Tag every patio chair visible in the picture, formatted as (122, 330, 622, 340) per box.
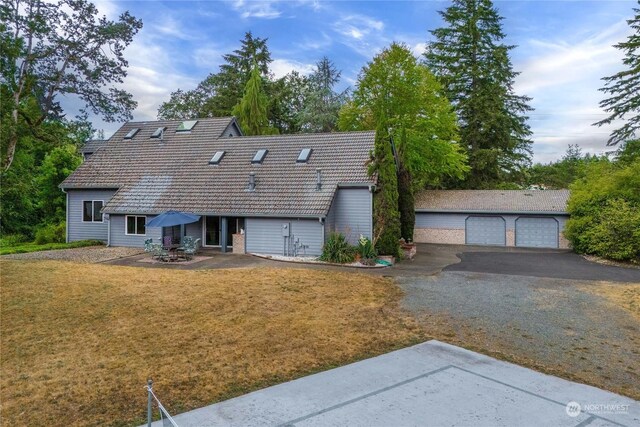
(163, 236, 172, 248)
(181, 238, 195, 260)
(151, 243, 169, 262)
(143, 238, 154, 252)
(182, 238, 201, 261)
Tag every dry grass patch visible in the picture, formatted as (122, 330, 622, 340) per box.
(579, 282, 640, 321)
(0, 260, 424, 426)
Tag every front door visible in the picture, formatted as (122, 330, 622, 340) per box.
(204, 216, 221, 247)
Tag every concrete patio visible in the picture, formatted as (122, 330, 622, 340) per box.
(149, 341, 638, 427)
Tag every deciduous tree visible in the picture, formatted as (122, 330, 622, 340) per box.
(0, 0, 142, 170)
(340, 43, 467, 240)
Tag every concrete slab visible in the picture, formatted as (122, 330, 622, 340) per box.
(149, 341, 639, 427)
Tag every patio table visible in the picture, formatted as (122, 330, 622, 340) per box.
(163, 244, 182, 262)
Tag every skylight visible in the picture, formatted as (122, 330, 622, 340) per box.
(150, 127, 166, 138)
(251, 149, 268, 164)
(176, 120, 198, 132)
(124, 128, 139, 139)
(297, 148, 312, 163)
(209, 151, 225, 165)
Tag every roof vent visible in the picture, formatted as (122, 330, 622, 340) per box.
(124, 128, 140, 139)
(176, 120, 198, 132)
(209, 151, 225, 165)
(316, 169, 322, 191)
(297, 148, 312, 163)
(248, 172, 256, 191)
(252, 149, 268, 164)
(150, 127, 166, 139)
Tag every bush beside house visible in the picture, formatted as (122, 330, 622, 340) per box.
(565, 144, 640, 263)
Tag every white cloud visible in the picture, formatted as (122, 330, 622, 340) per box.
(92, 0, 119, 19)
(193, 46, 224, 70)
(411, 42, 427, 57)
(295, 32, 333, 51)
(119, 35, 200, 121)
(514, 21, 627, 95)
(332, 14, 387, 57)
(231, 0, 282, 19)
(513, 19, 631, 162)
(270, 58, 315, 79)
(152, 16, 200, 41)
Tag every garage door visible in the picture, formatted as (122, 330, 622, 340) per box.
(466, 216, 506, 246)
(515, 217, 558, 248)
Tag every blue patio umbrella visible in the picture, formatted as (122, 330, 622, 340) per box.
(146, 211, 201, 228)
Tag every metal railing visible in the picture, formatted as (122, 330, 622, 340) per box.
(146, 379, 179, 427)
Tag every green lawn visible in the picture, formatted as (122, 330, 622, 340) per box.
(0, 240, 104, 255)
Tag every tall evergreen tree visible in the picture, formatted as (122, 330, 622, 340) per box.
(267, 71, 307, 134)
(370, 118, 401, 257)
(594, 6, 640, 146)
(212, 31, 272, 116)
(298, 57, 349, 132)
(232, 63, 276, 136)
(425, 0, 533, 188)
(157, 32, 272, 119)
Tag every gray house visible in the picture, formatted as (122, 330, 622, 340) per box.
(414, 190, 570, 249)
(61, 117, 375, 256)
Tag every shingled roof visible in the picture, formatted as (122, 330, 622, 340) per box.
(61, 117, 375, 217)
(415, 190, 570, 214)
(79, 139, 106, 154)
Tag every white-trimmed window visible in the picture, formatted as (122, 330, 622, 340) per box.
(83, 200, 103, 222)
(125, 215, 146, 235)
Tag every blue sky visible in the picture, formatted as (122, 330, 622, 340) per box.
(85, 0, 636, 163)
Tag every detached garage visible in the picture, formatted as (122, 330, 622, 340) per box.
(414, 190, 570, 249)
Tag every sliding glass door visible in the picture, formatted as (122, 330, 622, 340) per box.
(204, 216, 245, 247)
(204, 216, 220, 247)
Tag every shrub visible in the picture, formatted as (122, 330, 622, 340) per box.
(356, 234, 377, 265)
(570, 199, 640, 262)
(565, 157, 640, 262)
(320, 232, 356, 264)
(0, 234, 29, 247)
(34, 222, 66, 245)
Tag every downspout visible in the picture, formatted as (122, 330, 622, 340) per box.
(107, 214, 111, 247)
(369, 184, 376, 239)
(62, 188, 69, 243)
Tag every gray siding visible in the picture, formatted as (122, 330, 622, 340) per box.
(246, 217, 324, 256)
(109, 214, 162, 247)
(221, 122, 242, 138)
(185, 219, 203, 241)
(325, 188, 372, 245)
(416, 212, 568, 232)
(67, 189, 117, 242)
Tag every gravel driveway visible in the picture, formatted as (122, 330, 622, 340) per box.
(1, 246, 143, 263)
(397, 271, 640, 399)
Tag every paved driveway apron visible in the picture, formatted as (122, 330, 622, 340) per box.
(151, 341, 638, 427)
(443, 250, 640, 282)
